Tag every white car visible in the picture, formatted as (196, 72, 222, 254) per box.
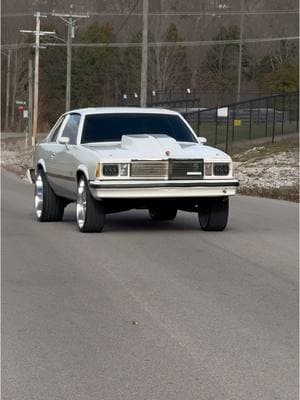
(29, 107, 239, 232)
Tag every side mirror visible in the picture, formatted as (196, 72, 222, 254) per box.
(58, 137, 70, 147)
(198, 137, 207, 144)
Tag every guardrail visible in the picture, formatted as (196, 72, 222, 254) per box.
(182, 92, 299, 151)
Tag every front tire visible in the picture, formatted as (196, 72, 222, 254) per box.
(34, 170, 65, 222)
(76, 177, 105, 233)
(198, 197, 229, 231)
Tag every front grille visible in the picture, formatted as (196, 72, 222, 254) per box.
(130, 161, 168, 179)
(170, 160, 204, 180)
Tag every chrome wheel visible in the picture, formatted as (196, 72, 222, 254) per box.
(76, 179, 87, 229)
(34, 174, 43, 219)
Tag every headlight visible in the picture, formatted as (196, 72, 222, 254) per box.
(96, 163, 130, 178)
(103, 164, 119, 176)
(213, 163, 230, 176)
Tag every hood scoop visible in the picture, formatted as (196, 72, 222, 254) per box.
(120, 134, 183, 158)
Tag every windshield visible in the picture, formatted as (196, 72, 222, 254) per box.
(81, 113, 197, 143)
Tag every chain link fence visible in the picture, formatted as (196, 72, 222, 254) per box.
(182, 92, 299, 151)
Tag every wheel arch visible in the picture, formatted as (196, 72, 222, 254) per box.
(36, 159, 46, 173)
(76, 165, 89, 183)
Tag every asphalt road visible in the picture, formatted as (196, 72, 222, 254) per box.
(2, 169, 299, 400)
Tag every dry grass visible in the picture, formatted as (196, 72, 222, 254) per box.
(232, 137, 299, 162)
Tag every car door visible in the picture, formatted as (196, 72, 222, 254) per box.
(42, 115, 67, 192)
(48, 113, 81, 199)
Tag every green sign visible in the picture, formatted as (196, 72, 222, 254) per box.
(16, 100, 26, 105)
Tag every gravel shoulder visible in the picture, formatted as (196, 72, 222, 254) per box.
(232, 137, 299, 202)
(1, 138, 34, 180)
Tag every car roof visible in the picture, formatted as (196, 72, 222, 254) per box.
(65, 107, 180, 117)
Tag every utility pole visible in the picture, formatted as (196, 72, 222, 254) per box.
(10, 45, 18, 127)
(140, 0, 148, 107)
(66, 19, 74, 111)
(28, 58, 33, 144)
(52, 6, 89, 111)
(237, 0, 245, 103)
(33, 11, 41, 146)
(5, 49, 11, 131)
(20, 12, 54, 145)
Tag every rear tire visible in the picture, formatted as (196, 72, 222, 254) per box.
(76, 176, 105, 233)
(34, 170, 65, 222)
(198, 197, 229, 231)
(149, 207, 177, 221)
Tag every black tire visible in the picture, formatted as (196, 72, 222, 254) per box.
(34, 169, 65, 222)
(149, 207, 177, 221)
(76, 176, 105, 233)
(198, 197, 229, 231)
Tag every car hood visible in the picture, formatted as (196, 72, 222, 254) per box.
(83, 134, 231, 162)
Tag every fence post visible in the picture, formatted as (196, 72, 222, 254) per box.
(197, 109, 200, 136)
(231, 105, 235, 141)
(297, 93, 299, 132)
(185, 93, 188, 112)
(225, 109, 229, 152)
(249, 100, 253, 140)
(281, 94, 285, 135)
(265, 97, 269, 136)
(214, 107, 218, 145)
(272, 96, 277, 143)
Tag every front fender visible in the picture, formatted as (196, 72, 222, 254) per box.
(36, 158, 47, 173)
(76, 164, 90, 181)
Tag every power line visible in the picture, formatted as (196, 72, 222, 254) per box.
(2, 9, 298, 18)
(115, 0, 140, 37)
(1, 43, 31, 49)
(90, 9, 299, 16)
(4, 35, 296, 49)
(2, 12, 34, 17)
(2, 35, 299, 50)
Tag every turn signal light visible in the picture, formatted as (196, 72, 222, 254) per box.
(95, 162, 101, 178)
(204, 163, 213, 176)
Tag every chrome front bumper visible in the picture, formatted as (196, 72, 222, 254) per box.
(89, 179, 239, 199)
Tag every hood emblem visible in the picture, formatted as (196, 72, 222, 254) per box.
(165, 150, 171, 156)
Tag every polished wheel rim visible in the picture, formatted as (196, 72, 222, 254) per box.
(76, 179, 87, 228)
(34, 174, 43, 218)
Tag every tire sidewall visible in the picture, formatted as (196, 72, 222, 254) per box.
(34, 171, 44, 221)
(76, 176, 105, 233)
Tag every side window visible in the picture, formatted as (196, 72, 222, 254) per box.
(60, 114, 81, 145)
(49, 117, 64, 142)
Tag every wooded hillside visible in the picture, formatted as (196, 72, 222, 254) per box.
(1, 0, 299, 130)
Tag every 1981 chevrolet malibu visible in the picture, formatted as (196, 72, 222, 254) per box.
(29, 107, 239, 232)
